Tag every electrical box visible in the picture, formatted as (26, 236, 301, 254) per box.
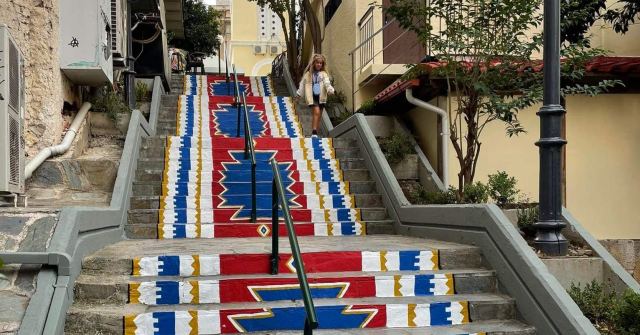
(60, 0, 113, 86)
(0, 25, 25, 194)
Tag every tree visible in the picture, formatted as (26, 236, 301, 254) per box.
(387, 0, 620, 196)
(604, 0, 640, 33)
(172, 0, 222, 56)
(561, 0, 606, 45)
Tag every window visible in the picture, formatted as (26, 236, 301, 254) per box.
(324, 0, 342, 26)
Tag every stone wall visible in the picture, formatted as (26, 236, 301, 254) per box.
(0, 0, 76, 157)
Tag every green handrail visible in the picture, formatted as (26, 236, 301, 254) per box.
(270, 158, 319, 334)
(233, 66, 242, 137)
(241, 91, 257, 223)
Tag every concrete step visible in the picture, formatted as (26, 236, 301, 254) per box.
(161, 94, 180, 106)
(125, 220, 395, 239)
(80, 235, 484, 275)
(65, 295, 516, 334)
(127, 207, 388, 225)
(129, 194, 383, 210)
(73, 269, 497, 305)
(132, 180, 379, 197)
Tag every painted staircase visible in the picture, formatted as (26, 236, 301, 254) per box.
(64, 74, 534, 334)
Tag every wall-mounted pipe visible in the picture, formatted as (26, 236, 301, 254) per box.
(405, 88, 449, 187)
(24, 102, 92, 179)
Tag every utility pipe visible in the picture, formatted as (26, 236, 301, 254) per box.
(24, 102, 92, 179)
(405, 88, 449, 188)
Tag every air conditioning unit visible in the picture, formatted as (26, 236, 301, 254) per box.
(111, 0, 127, 68)
(269, 45, 280, 55)
(254, 45, 266, 55)
(0, 25, 25, 194)
(60, 0, 113, 86)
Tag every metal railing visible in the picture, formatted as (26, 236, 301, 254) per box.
(233, 66, 242, 137)
(241, 90, 257, 223)
(225, 46, 231, 95)
(269, 158, 319, 334)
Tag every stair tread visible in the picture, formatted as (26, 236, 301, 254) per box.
(77, 269, 494, 283)
(87, 235, 478, 259)
(69, 293, 513, 313)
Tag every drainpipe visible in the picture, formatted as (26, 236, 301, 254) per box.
(405, 88, 449, 187)
(24, 102, 92, 179)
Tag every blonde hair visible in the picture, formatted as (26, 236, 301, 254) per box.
(305, 54, 328, 74)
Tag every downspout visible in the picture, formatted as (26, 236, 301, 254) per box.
(24, 102, 92, 179)
(405, 88, 449, 187)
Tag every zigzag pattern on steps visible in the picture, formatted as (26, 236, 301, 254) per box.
(120, 74, 505, 335)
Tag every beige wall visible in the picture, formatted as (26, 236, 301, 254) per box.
(230, 0, 285, 76)
(411, 94, 640, 239)
(0, 0, 72, 157)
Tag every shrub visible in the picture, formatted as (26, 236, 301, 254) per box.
(462, 181, 489, 203)
(327, 90, 346, 104)
(357, 99, 377, 114)
(379, 132, 413, 165)
(412, 185, 458, 205)
(332, 109, 354, 126)
(516, 205, 538, 237)
(613, 290, 640, 334)
(488, 171, 519, 206)
(90, 86, 131, 122)
(135, 81, 150, 103)
(569, 281, 618, 331)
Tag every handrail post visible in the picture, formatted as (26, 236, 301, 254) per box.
(241, 92, 257, 223)
(304, 318, 312, 335)
(234, 67, 242, 138)
(251, 162, 257, 223)
(271, 178, 279, 275)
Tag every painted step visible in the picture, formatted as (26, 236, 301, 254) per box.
(133, 181, 378, 197)
(137, 157, 366, 171)
(142, 147, 361, 160)
(154, 207, 363, 224)
(158, 194, 356, 210)
(80, 236, 484, 275)
(66, 295, 516, 335)
(183, 74, 273, 96)
(125, 220, 394, 239)
(159, 169, 371, 183)
(73, 269, 496, 305)
(157, 221, 367, 239)
(130, 194, 382, 210)
(160, 181, 354, 197)
(163, 137, 353, 149)
(127, 207, 387, 224)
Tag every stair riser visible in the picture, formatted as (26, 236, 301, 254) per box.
(127, 208, 388, 225)
(142, 137, 358, 149)
(136, 158, 366, 171)
(74, 273, 496, 305)
(81, 247, 482, 276)
(139, 147, 362, 160)
(134, 168, 370, 183)
(132, 180, 379, 196)
(65, 300, 515, 334)
(129, 194, 383, 210)
(125, 221, 394, 239)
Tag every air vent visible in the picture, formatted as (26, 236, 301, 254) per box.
(270, 46, 279, 54)
(9, 117, 19, 185)
(254, 45, 265, 54)
(0, 25, 25, 194)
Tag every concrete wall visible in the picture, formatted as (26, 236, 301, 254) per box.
(0, 0, 79, 157)
(230, 0, 285, 76)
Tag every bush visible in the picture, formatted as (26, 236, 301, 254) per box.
(327, 90, 346, 104)
(569, 281, 618, 331)
(462, 181, 489, 203)
(379, 132, 414, 165)
(357, 99, 377, 114)
(516, 205, 539, 237)
(412, 185, 458, 204)
(90, 86, 131, 122)
(135, 81, 150, 103)
(613, 290, 640, 334)
(488, 171, 519, 206)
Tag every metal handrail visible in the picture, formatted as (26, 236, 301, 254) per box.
(241, 91, 257, 223)
(233, 66, 242, 137)
(270, 158, 319, 334)
(225, 46, 231, 95)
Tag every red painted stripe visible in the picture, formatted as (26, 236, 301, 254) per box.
(219, 251, 363, 275)
(212, 223, 315, 238)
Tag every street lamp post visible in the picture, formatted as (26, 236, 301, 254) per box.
(535, 0, 568, 256)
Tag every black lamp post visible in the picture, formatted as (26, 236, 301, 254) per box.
(535, 0, 568, 256)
